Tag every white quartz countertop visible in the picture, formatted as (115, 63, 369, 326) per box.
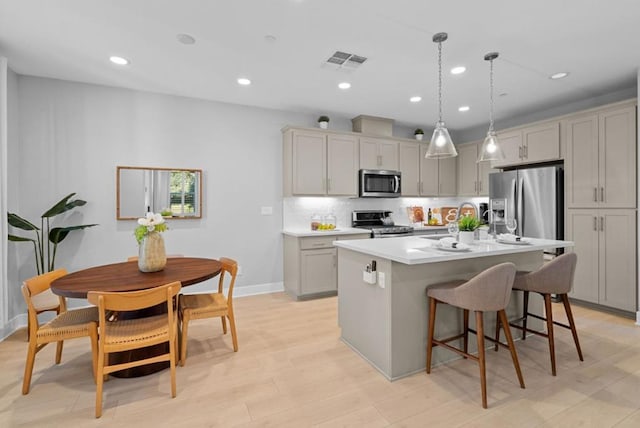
(282, 227, 369, 237)
(333, 235, 574, 265)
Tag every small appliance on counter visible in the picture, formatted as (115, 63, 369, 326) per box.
(352, 210, 413, 238)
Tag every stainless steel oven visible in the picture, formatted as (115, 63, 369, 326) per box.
(352, 210, 413, 238)
(359, 169, 401, 198)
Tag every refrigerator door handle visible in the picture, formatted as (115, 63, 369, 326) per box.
(517, 176, 524, 235)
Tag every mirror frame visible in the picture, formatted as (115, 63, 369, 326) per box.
(116, 166, 203, 220)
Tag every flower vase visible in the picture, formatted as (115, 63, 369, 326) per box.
(458, 231, 475, 244)
(138, 231, 167, 272)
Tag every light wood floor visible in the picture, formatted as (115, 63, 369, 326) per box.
(1, 292, 640, 427)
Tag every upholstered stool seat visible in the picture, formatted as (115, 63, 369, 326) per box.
(426, 262, 524, 409)
(504, 252, 583, 376)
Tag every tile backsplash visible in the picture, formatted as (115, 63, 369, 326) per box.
(283, 196, 488, 229)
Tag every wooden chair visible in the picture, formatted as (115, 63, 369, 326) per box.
(27, 287, 62, 341)
(426, 263, 524, 409)
(503, 253, 583, 376)
(21, 269, 99, 395)
(178, 257, 238, 365)
(87, 281, 181, 418)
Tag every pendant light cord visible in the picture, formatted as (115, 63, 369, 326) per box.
(489, 57, 494, 133)
(438, 40, 443, 123)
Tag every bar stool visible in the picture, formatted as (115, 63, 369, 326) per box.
(503, 252, 583, 376)
(426, 262, 525, 409)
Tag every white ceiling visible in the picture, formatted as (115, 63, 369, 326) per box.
(1, 0, 639, 133)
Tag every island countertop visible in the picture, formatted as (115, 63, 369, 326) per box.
(333, 235, 573, 265)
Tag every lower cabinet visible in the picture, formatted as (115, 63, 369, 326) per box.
(567, 208, 636, 312)
(284, 233, 370, 300)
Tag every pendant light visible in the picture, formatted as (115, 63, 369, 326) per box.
(426, 32, 457, 159)
(477, 52, 505, 162)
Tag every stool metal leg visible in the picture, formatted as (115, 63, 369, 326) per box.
(561, 294, 584, 361)
(476, 311, 487, 409)
(498, 309, 525, 389)
(426, 297, 437, 373)
(543, 293, 557, 376)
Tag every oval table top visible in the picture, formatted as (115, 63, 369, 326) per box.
(51, 257, 222, 299)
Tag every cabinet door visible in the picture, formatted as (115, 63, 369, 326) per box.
(457, 143, 479, 196)
(598, 209, 636, 311)
(292, 131, 327, 195)
(565, 114, 599, 208)
(523, 121, 560, 163)
(300, 248, 337, 294)
(478, 152, 498, 196)
(399, 142, 420, 196)
(419, 145, 439, 196)
(599, 106, 636, 208)
(566, 209, 599, 304)
(492, 130, 522, 168)
(438, 156, 457, 196)
(327, 134, 359, 196)
(359, 138, 380, 170)
(378, 140, 399, 170)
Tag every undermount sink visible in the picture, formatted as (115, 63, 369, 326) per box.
(419, 234, 453, 241)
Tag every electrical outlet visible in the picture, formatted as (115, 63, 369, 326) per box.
(378, 272, 385, 288)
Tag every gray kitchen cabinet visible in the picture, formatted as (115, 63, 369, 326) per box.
(284, 233, 370, 300)
(283, 128, 359, 196)
(398, 141, 420, 196)
(565, 103, 636, 209)
(457, 140, 497, 196)
(419, 145, 457, 196)
(567, 208, 636, 312)
(359, 137, 399, 170)
(492, 121, 560, 168)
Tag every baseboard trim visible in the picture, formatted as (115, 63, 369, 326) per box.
(0, 282, 285, 342)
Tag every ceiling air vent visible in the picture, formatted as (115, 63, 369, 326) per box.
(324, 51, 368, 71)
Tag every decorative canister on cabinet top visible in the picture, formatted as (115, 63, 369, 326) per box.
(134, 212, 168, 273)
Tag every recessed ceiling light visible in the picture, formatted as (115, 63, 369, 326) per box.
(109, 56, 129, 65)
(338, 82, 351, 89)
(410, 96, 422, 103)
(450, 66, 466, 75)
(176, 34, 196, 45)
(237, 78, 251, 86)
(550, 72, 569, 80)
(458, 106, 470, 112)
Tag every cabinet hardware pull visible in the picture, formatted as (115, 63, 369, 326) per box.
(600, 216, 604, 231)
(519, 146, 522, 158)
(593, 217, 597, 231)
(524, 145, 528, 158)
(474, 181, 477, 192)
(600, 187, 604, 202)
(593, 188, 598, 202)
(327, 178, 331, 192)
(480, 181, 483, 192)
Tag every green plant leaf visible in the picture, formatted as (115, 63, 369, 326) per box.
(8, 213, 40, 231)
(41, 193, 87, 218)
(49, 224, 98, 244)
(458, 215, 481, 231)
(8, 234, 35, 242)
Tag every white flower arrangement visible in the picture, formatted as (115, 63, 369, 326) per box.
(134, 212, 168, 244)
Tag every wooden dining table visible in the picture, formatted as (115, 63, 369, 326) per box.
(50, 257, 222, 377)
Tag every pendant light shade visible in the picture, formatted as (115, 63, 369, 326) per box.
(426, 32, 457, 159)
(478, 52, 505, 162)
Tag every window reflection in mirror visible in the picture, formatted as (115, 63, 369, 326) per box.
(117, 166, 202, 220)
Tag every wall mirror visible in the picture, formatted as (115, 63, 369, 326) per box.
(117, 166, 202, 220)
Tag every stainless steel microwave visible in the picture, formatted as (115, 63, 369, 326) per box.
(359, 169, 401, 198)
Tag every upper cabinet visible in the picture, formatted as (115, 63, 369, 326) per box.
(398, 141, 421, 196)
(565, 103, 636, 209)
(419, 145, 457, 197)
(456, 141, 497, 196)
(283, 128, 359, 197)
(492, 121, 560, 168)
(359, 137, 399, 170)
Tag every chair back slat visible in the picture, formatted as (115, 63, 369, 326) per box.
(218, 257, 238, 302)
(87, 281, 181, 312)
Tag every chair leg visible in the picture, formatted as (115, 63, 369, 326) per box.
(22, 341, 38, 395)
(89, 326, 98, 383)
(476, 311, 487, 409)
(522, 291, 529, 340)
(95, 347, 104, 418)
(426, 297, 437, 373)
(227, 308, 238, 352)
(463, 309, 469, 358)
(499, 310, 525, 389)
(221, 315, 227, 334)
(169, 327, 177, 398)
(543, 293, 557, 376)
(561, 294, 584, 361)
(180, 311, 190, 366)
(494, 311, 500, 352)
(55, 340, 64, 364)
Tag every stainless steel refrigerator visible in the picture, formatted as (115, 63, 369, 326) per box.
(489, 165, 564, 253)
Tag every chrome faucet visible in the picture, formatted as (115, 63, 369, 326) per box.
(455, 201, 479, 220)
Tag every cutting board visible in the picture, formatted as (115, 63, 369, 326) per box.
(441, 206, 477, 224)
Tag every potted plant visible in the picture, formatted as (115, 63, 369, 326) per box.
(457, 215, 481, 244)
(317, 115, 330, 129)
(414, 128, 424, 141)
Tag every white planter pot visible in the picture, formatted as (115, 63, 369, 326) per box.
(415, 134, 424, 141)
(458, 231, 475, 244)
(319, 121, 328, 129)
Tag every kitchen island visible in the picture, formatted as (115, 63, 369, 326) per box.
(333, 235, 573, 380)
